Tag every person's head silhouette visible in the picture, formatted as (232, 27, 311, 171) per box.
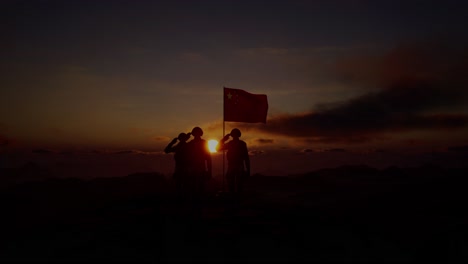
(191, 127, 203, 138)
(178, 133, 190, 142)
(230, 128, 241, 139)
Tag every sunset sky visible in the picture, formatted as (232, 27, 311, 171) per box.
(1, 0, 468, 176)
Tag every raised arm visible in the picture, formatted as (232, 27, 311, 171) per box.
(164, 138, 178, 153)
(216, 133, 231, 151)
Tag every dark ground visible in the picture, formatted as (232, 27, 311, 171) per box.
(1, 164, 468, 261)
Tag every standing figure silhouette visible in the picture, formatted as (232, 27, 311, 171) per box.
(164, 132, 191, 197)
(218, 128, 250, 194)
(187, 127, 212, 200)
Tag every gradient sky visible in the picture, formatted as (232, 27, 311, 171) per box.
(2, 0, 468, 175)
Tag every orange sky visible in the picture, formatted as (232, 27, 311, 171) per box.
(1, 1, 468, 174)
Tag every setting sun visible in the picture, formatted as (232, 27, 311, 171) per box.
(208, 139, 218, 153)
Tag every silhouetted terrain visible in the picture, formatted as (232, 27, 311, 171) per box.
(1, 165, 468, 261)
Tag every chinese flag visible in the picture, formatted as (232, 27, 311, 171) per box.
(224, 87, 268, 123)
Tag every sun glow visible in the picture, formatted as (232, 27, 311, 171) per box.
(208, 139, 218, 153)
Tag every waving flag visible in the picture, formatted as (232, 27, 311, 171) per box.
(224, 87, 268, 123)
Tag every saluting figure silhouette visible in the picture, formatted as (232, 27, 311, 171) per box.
(218, 128, 250, 194)
(187, 127, 212, 199)
(164, 132, 191, 197)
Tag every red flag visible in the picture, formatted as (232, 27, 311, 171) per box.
(224, 87, 268, 123)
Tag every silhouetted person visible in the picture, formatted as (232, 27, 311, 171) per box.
(187, 127, 212, 200)
(218, 128, 250, 194)
(164, 132, 191, 197)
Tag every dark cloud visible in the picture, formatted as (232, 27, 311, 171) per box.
(134, 150, 165, 155)
(113, 150, 135, 155)
(334, 42, 468, 90)
(152, 136, 170, 142)
(301, 148, 314, 153)
(238, 43, 468, 143)
(32, 149, 55, 154)
(255, 138, 274, 144)
(368, 148, 385, 153)
(325, 148, 346, 152)
(112, 150, 164, 155)
(249, 150, 264, 156)
(66, 149, 164, 155)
